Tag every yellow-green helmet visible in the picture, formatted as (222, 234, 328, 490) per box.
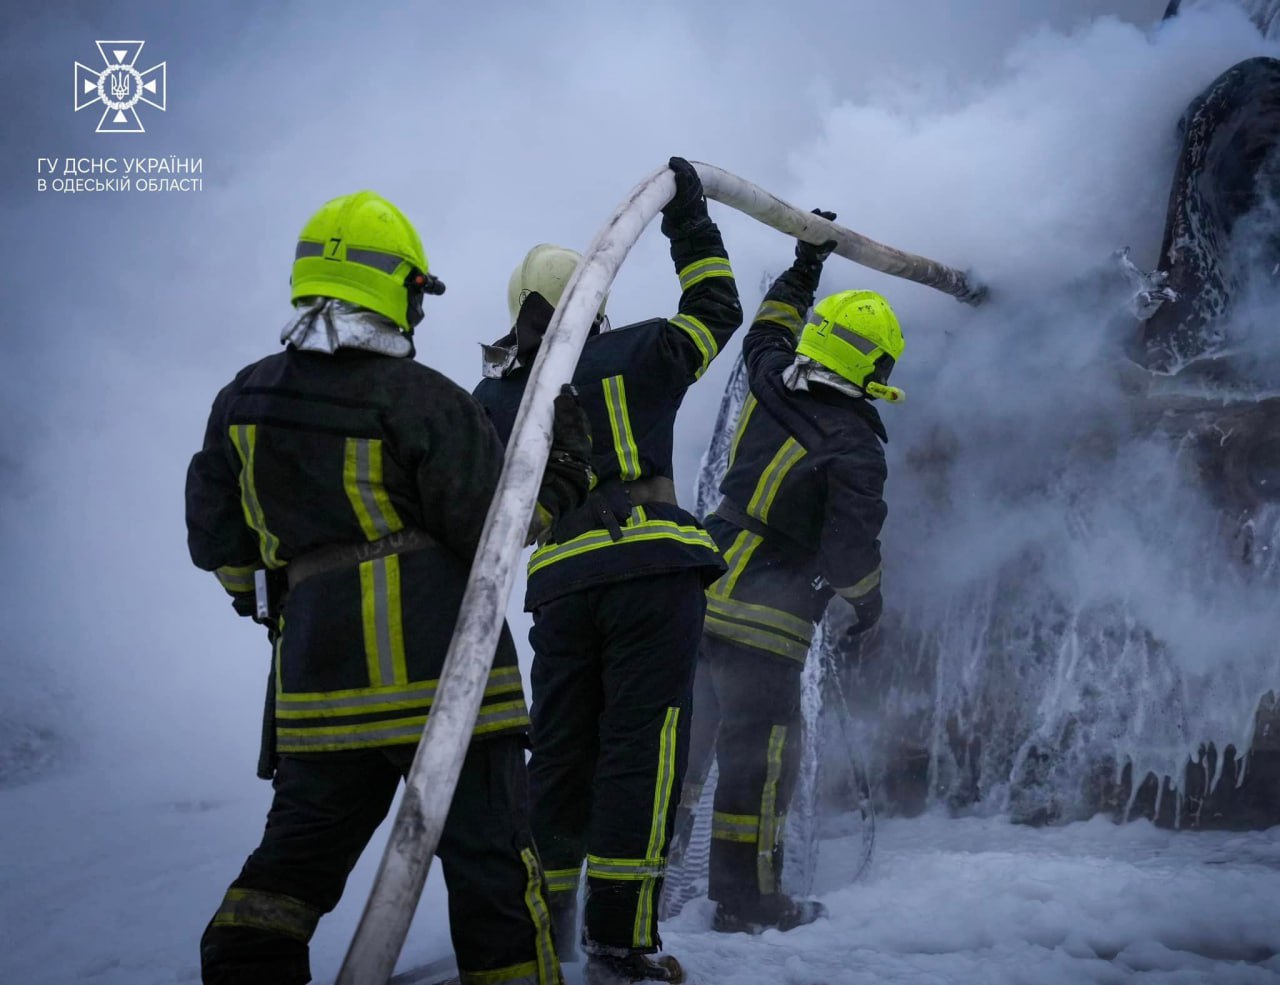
(796, 290, 905, 402)
(507, 243, 608, 326)
(291, 191, 441, 332)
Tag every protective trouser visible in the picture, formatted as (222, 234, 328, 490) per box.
(685, 634, 803, 914)
(528, 570, 705, 957)
(200, 735, 560, 985)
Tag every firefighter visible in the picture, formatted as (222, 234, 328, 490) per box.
(186, 190, 592, 985)
(472, 158, 742, 985)
(677, 212, 901, 934)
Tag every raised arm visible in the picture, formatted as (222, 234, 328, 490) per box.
(655, 157, 744, 384)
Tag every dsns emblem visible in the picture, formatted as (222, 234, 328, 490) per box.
(74, 41, 167, 134)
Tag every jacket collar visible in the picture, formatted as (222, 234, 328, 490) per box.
(281, 298, 413, 358)
(783, 355, 888, 442)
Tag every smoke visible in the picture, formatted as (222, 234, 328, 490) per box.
(3, 0, 1274, 819)
(770, 5, 1280, 815)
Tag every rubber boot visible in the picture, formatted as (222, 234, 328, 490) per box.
(711, 893, 827, 934)
(584, 952, 685, 985)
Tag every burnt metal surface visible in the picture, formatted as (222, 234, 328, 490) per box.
(1141, 57, 1280, 373)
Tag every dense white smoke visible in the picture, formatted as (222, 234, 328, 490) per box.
(769, 5, 1280, 817)
(3, 1, 1276, 823)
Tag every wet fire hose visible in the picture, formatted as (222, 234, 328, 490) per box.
(335, 162, 987, 984)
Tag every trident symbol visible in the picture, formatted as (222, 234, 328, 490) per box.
(74, 41, 166, 134)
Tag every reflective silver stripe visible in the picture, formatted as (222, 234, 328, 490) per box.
(355, 439, 397, 538)
(745, 437, 806, 524)
(669, 313, 717, 377)
(211, 888, 321, 941)
(756, 300, 804, 334)
(705, 595, 814, 642)
(728, 394, 757, 468)
(519, 848, 558, 985)
(757, 726, 787, 895)
(678, 256, 734, 290)
(277, 721, 426, 750)
(543, 867, 582, 894)
(374, 558, 397, 685)
(294, 240, 324, 259)
(703, 612, 811, 663)
(345, 246, 407, 274)
(528, 515, 716, 576)
(278, 667, 519, 717)
(474, 700, 532, 734)
(277, 681, 437, 716)
(602, 375, 641, 480)
(711, 812, 759, 842)
(585, 857, 665, 880)
(229, 424, 282, 568)
(215, 564, 257, 593)
(829, 320, 881, 355)
(835, 566, 882, 600)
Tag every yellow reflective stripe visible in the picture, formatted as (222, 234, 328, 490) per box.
(745, 437, 806, 524)
(277, 703, 531, 753)
(279, 664, 519, 704)
(705, 595, 813, 643)
(756, 299, 805, 336)
(835, 566, 882, 600)
(215, 563, 257, 594)
(474, 699, 533, 735)
(757, 726, 787, 895)
(229, 424, 282, 568)
(636, 706, 680, 947)
(343, 437, 404, 541)
(528, 516, 716, 577)
(359, 556, 406, 687)
(712, 811, 759, 843)
(519, 848, 559, 985)
(703, 613, 811, 662)
(211, 888, 320, 941)
(678, 256, 734, 291)
(707, 530, 763, 601)
(459, 960, 541, 985)
(728, 394, 758, 469)
(585, 855, 665, 880)
(543, 866, 582, 895)
(277, 681, 436, 718)
(278, 677, 525, 719)
(602, 375, 641, 481)
(669, 313, 717, 378)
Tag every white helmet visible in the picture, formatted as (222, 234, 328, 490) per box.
(507, 243, 608, 326)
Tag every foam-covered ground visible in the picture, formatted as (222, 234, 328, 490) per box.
(3, 767, 1277, 985)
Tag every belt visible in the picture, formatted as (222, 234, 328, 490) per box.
(618, 475, 678, 507)
(287, 527, 437, 590)
(548, 475, 679, 545)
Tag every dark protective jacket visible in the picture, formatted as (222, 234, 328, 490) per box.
(703, 264, 888, 662)
(473, 217, 743, 610)
(186, 347, 529, 754)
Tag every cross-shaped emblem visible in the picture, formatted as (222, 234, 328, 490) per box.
(74, 41, 167, 134)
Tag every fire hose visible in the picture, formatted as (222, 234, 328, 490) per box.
(336, 162, 987, 984)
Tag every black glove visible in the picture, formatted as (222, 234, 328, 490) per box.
(793, 208, 838, 286)
(533, 385, 593, 541)
(660, 156, 709, 238)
